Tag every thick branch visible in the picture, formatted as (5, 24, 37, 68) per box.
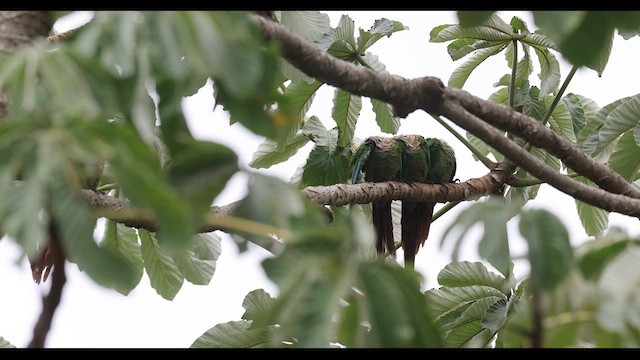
(253, 14, 444, 118)
(439, 98, 640, 217)
(28, 221, 66, 348)
(83, 168, 510, 232)
(447, 87, 640, 200)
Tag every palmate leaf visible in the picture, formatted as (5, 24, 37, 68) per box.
(448, 44, 507, 89)
(430, 15, 514, 43)
(316, 15, 356, 61)
(249, 134, 311, 169)
(426, 285, 507, 322)
(0, 337, 15, 348)
(171, 232, 221, 286)
(580, 97, 631, 155)
(519, 209, 574, 291)
(533, 47, 561, 99)
(609, 130, 640, 182)
(241, 289, 277, 327)
(100, 219, 144, 294)
(562, 93, 601, 137)
(191, 320, 271, 348)
(436, 261, 511, 296)
(441, 296, 502, 348)
(356, 18, 408, 52)
(332, 89, 362, 147)
(301, 117, 351, 186)
(596, 94, 640, 155)
(371, 99, 401, 134)
(138, 229, 184, 300)
(278, 11, 330, 82)
(360, 263, 443, 348)
(440, 201, 517, 278)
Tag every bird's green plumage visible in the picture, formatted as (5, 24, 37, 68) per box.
(350, 136, 402, 257)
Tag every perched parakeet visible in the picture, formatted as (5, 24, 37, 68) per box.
(351, 136, 403, 258)
(406, 137, 456, 267)
(394, 134, 429, 269)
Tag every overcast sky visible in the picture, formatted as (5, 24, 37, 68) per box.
(1, 11, 639, 348)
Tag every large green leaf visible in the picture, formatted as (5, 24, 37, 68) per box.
(249, 134, 311, 169)
(171, 232, 221, 286)
(241, 289, 277, 327)
(316, 15, 357, 62)
(356, 18, 407, 53)
(597, 245, 640, 335)
(301, 117, 351, 186)
(519, 209, 574, 291)
(440, 201, 516, 278)
(546, 95, 576, 143)
(0, 337, 15, 348)
(578, 238, 633, 281)
(278, 11, 330, 82)
(533, 47, 561, 99)
(191, 320, 271, 348)
(437, 261, 510, 296)
(139, 229, 184, 300)
(574, 177, 610, 237)
(562, 93, 601, 137)
(448, 44, 507, 89)
(371, 99, 400, 134)
(360, 263, 443, 348)
(426, 285, 507, 321)
(430, 16, 514, 43)
(609, 130, 640, 182)
(580, 97, 631, 156)
(100, 219, 144, 294)
(277, 80, 324, 141)
(441, 296, 501, 348)
(596, 95, 640, 155)
(332, 89, 362, 147)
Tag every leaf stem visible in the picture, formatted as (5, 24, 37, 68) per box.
(432, 200, 461, 222)
(509, 39, 518, 109)
(431, 114, 495, 169)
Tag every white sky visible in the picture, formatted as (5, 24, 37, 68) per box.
(0, 11, 639, 348)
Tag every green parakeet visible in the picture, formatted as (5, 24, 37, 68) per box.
(351, 136, 403, 258)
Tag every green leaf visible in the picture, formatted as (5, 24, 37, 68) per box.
(561, 93, 601, 136)
(456, 11, 496, 28)
(249, 134, 311, 169)
(171, 233, 221, 286)
(359, 52, 387, 72)
(437, 261, 509, 296)
(426, 285, 507, 321)
(481, 298, 511, 333)
(430, 16, 514, 43)
(317, 15, 357, 62)
(139, 229, 184, 300)
(337, 293, 367, 348)
(520, 32, 559, 50)
(609, 130, 640, 182)
(241, 289, 277, 327)
(580, 97, 631, 155)
(578, 239, 631, 281)
(277, 79, 324, 141)
(100, 220, 144, 294)
(360, 263, 443, 347)
(356, 18, 408, 52)
(574, 178, 610, 238)
(448, 44, 507, 89)
(191, 320, 271, 348)
(597, 95, 640, 155)
(533, 47, 561, 99)
(440, 201, 515, 278)
(371, 99, 400, 134)
(597, 245, 640, 334)
(519, 209, 574, 291)
(442, 296, 501, 348)
(546, 95, 576, 143)
(302, 142, 352, 186)
(50, 176, 139, 294)
(0, 337, 15, 348)
(636, 121, 640, 145)
(301, 116, 334, 149)
(280, 11, 331, 42)
(332, 89, 362, 147)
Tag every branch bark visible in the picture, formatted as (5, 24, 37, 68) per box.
(251, 13, 640, 218)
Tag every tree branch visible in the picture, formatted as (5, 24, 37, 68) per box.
(253, 14, 445, 118)
(447, 87, 640, 200)
(28, 220, 66, 348)
(251, 13, 640, 218)
(439, 97, 640, 217)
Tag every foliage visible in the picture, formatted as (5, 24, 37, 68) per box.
(1, 10, 640, 348)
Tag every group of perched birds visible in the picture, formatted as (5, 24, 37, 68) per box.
(350, 135, 457, 269)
